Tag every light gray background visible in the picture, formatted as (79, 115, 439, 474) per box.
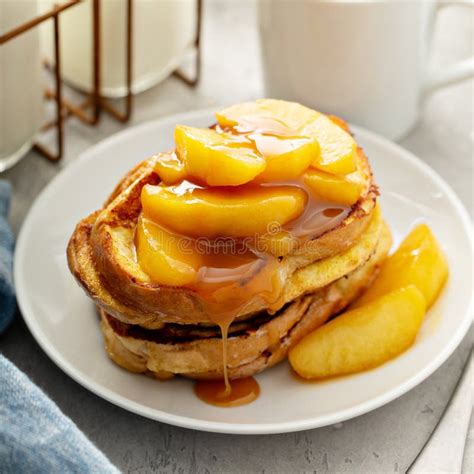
(1, 2, 472, 472)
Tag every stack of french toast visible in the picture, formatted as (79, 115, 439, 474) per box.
(67, 99, 393, 382)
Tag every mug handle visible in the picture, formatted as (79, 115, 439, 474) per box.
(423, 0, 474, 96)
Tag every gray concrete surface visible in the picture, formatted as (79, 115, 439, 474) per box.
(1, 1, 472, 472)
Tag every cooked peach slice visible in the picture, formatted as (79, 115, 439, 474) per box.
(303, 169, 364, 206)
(353, 224, 448, 309)
(153, 152, 186, 185)
(216, 99, 319, 132)
(141, 183, 307, 238)
(289, 286, 426, 379)
(135, 216, 202, 286)
(216, 99, 357, 175)
(305, 114, 357, 175)
(254, 135, 318, 182)
(174, 125, 265, 186)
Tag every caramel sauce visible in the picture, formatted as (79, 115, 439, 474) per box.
(187, 246, 281, 403)
(168, 179, 349, 244)
(214, 120, 315, 162)
(221, 115, 299, 136)
(194, 376, 260, 407)
(140, 115, 354, 404)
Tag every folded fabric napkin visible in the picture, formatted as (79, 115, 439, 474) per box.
(0, 180, 118, 473)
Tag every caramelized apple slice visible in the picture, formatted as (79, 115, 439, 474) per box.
(141, 183, 307, 238)
(135, 216, 202, 286)
(303, 169, 364, 206)
(216, 99, 357, 175)
(289, 286, 426, 379)
(353, 224, 448, 309)
(154, 152, 186, 185)
(175, 125, 265, 186)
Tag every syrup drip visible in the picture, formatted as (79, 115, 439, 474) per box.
(220, 322, 231, 396)
(190, 249, 282, 402)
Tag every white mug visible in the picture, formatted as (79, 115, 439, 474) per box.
(258, 0, 474, 140)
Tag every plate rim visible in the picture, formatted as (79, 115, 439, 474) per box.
(14, 108, 473, 435)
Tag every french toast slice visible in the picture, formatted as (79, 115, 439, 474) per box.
(67, 119, 378, 326)
(100, 221, 392, 380)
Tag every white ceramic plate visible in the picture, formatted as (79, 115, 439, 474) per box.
(15, 109, 473, 434)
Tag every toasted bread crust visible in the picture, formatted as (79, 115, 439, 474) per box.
(100, 221, 392, 380)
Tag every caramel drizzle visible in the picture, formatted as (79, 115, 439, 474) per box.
(220, 322, 231, 396)
(144, 117, 351, 401)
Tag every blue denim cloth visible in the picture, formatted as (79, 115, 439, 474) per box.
(0, 181, 15, 333)
(0, 180, 118, 473)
